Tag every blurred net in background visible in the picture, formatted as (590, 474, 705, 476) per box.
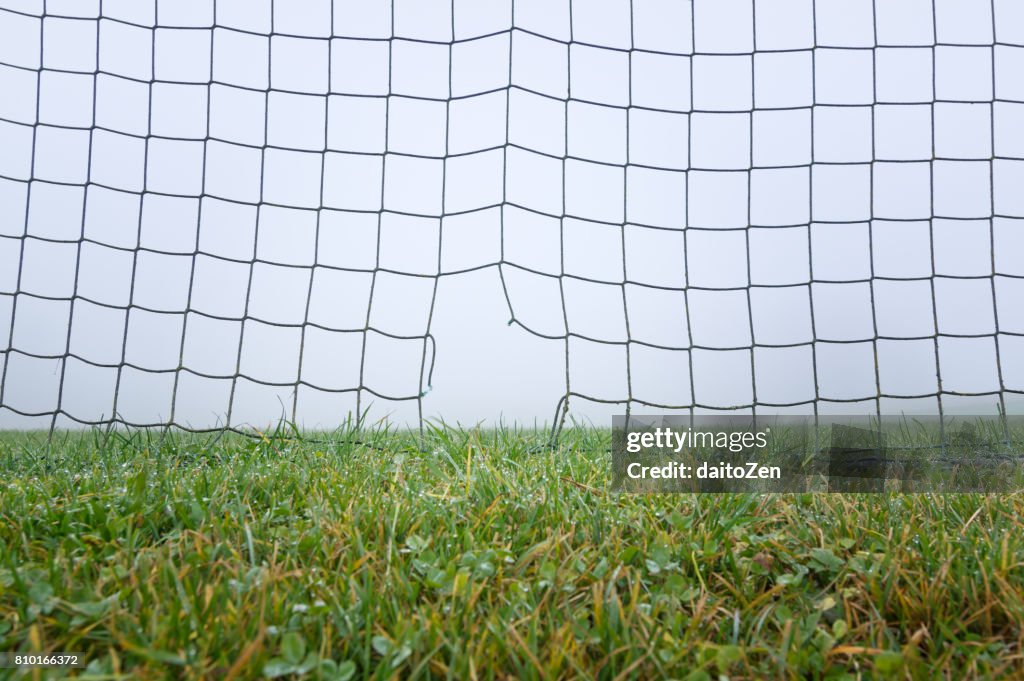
(0, 0, 1022, 434)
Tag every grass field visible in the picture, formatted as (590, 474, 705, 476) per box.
(1, 423, 1023, 679)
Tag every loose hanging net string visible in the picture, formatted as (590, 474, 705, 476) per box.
(0, 0, 1021, 438)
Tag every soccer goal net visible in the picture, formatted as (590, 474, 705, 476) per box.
(0, 0, 1022, 432)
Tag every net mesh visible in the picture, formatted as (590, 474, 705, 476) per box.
(0, 0, 1021, 435)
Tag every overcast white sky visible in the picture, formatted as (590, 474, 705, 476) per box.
(0, 0, 1022, 430)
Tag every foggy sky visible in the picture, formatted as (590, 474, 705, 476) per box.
(1, 0, 1022, 430)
